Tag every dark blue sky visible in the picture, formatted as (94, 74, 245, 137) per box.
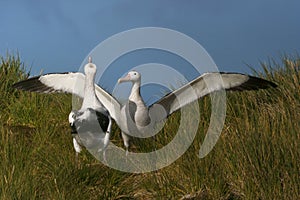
(1, 0, 299, 77)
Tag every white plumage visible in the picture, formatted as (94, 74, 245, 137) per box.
(13, 57, 112, 162)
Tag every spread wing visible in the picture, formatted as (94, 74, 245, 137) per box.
(13, 72, 121, 121)
(149, 72, 277, 121)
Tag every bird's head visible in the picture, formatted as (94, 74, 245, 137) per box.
(118, 70, 141, 84)
(84, 56, 97, 75)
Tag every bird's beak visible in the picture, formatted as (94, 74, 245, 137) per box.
(88, 56, 92, 63)
(118, 74, 131, 84)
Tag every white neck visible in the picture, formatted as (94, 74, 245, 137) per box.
(129, 81, 146, 106)
(81, 72, 97, 109)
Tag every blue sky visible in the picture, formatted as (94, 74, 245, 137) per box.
(1, 0, 300, 97)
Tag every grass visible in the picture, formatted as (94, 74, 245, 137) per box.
(0, 54, 299, 199)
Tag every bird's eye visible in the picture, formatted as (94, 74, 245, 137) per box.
(134, 72, 137, 75)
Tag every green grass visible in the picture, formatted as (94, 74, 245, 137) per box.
(0, 54, 299, 199)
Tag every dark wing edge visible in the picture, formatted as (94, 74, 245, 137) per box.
(13, 76, 56, 93)
(223, 72, 277, 91)
(12, 72, 72, 94)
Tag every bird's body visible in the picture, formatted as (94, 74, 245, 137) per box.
(13, 58, 112, 161)
(69, 107, 111, 159)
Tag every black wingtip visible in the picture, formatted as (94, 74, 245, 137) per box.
(246, 75, 278, 90)
(221, 72, 278, 91)
(12, 76, 41, 90)
(268, 80, 278, 88)
(12, 75, 56, 93)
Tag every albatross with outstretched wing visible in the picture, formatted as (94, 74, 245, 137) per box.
(13, 57, 112, 162)
(116, 70, 277, 153)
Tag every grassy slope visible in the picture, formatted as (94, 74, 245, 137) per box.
(0, 54, 299, 199)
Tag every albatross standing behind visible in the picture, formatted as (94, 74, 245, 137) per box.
(13, 57, 112, 162)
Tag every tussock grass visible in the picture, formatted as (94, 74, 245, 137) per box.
(0, 54, 299, 199)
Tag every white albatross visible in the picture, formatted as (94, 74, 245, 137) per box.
(13, 57, 112, 162)
(13, 67, 277, 155)
(117, 70, 277, 153)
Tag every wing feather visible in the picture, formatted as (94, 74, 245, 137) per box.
(149, 72, 277, 119)
(13, 72, 85, 96)
(13, 72, 121, 121)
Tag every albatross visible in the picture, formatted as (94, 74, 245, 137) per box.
(13, 66, 277, 155)
(116, 70, 277, 153)
(13, 57, 112, 162)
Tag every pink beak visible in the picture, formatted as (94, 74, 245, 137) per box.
(118, 74, 131, 84)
